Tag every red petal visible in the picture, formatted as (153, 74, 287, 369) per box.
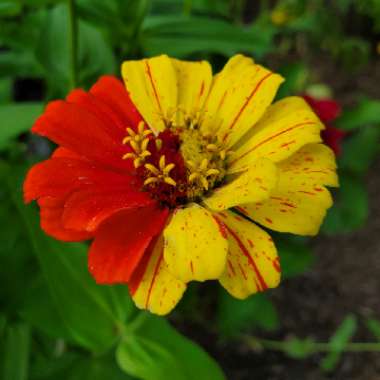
(128, 236, 158, 295)
(62, 188, 154, 232)
(322, 125, 346, 156)
(303, 95, 341, 123)
(32, 100, 130, 170)
(24, 157, 136, 203)
(88, 205, 169, 284)
(38, 197, 93, 242)
(89, 76, 143, 131)
(66, 89, 126, 141)
(52, 147, 86, 160)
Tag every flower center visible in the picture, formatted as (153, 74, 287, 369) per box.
(122, 120, 231, 207)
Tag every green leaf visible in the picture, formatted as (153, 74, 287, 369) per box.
(276, 237, 314, 278)
(0, 78, 12, 103)
(322, 174, 369, 234)
(217, 292, 279, 337)
(1, 323, 30, 380)
(116, 314, 225, 380)
(336, 98, 380, 131)
(23, 0, 64, 7)
(141, 16, 274, 58)
(65, 356, 134, 380)
(0, 50, 42, 78)
(0, 103, 44, 150)
(0, 314, 6, 338)
(276, 63, 309, 99)
(0, 2, 22, 16)
(19, 275, 77, 342)
(36, 4, 116, 94)
(366, 318, 380, 342)
(283, 337, 316, 359)
(339, 126, 380, 175)
(321, 315, 357, 372)
(8, 166, 134, 354)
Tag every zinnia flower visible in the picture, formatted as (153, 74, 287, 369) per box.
(24, 55, 338, 315)
(303, 94, 346, 156)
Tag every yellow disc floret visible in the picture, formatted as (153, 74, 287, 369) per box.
(177, 126, 231, 200)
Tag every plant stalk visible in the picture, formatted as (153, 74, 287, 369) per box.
(68, 0, 78, 90)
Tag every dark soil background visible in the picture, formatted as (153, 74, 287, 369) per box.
(180, 58, 380, 380)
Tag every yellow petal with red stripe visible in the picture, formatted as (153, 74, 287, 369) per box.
(122, 55, 177, 134)
(278, 143, 338, 187)
(228, 97, 324, 173)
(214, 211, 280, 299)
(201, 54, 284, 148)
(163, 203, 228, 282)
(237, 144, 337, 236)
(203, 158, 277, 211)
(130, 236, 186, 316)
(170, 58, 212, 126)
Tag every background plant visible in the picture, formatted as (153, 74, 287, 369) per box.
(1, 0, 380, 379)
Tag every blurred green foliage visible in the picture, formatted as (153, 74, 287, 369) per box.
(1, 0, 380, 378)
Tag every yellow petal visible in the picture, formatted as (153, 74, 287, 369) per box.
(122, 55, 177, 134)
(214, 211, 280, 299)
(278, 143, 338, 188)
(170, 58, 212, 126)
(228, 96, 324, 174)
(201, 54, 284, 148)
(163, 203, 228, 282)
(237, 145, 337, 235)
(131, 236, 186, 316)
(203, 158, 277, 211)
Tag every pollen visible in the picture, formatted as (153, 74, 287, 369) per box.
(143, 155, 177, 187)
(177, 127, 228, 200)
(187, 159, 220, 191)
(122, 121, 152, 168)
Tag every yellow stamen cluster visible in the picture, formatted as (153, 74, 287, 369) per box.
(122, 121, 152, 168)
(161, 106, 204, 130)
(205, 138, 234, 161)
(144, 155, 177, 187)
(187, 159, 220, 191)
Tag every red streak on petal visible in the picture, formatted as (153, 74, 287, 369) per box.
(235, 206, 248, 215)
(145, 249, 164, 309)
(145, 61, 163, 114)
(222, 72, 273, 143)
(224, 224, 268, 291)
(280, 202, 296, 208)
(228, 259, 236, 276)
(265, 218, 273, 224)
(230, 121, 316, 166)
(273, 257, 281, 273)
(238, 263, 248, 280)
(270, 196, 284, 201)
(199, 81, 205, 97)
(280, 140, 296, 148)
(212, 215, 228, 239)
(298, 190, 315, 196)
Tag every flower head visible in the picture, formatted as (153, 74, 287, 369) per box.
(303, 94, 346, 156)
(24, 55, 338, 315)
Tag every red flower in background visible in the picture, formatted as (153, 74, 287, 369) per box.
(303, 95, 346, 156)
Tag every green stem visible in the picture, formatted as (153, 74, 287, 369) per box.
(183, 0, 192, 16)
(245, 336, 380, 354)
(67, 0, 78, 90)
